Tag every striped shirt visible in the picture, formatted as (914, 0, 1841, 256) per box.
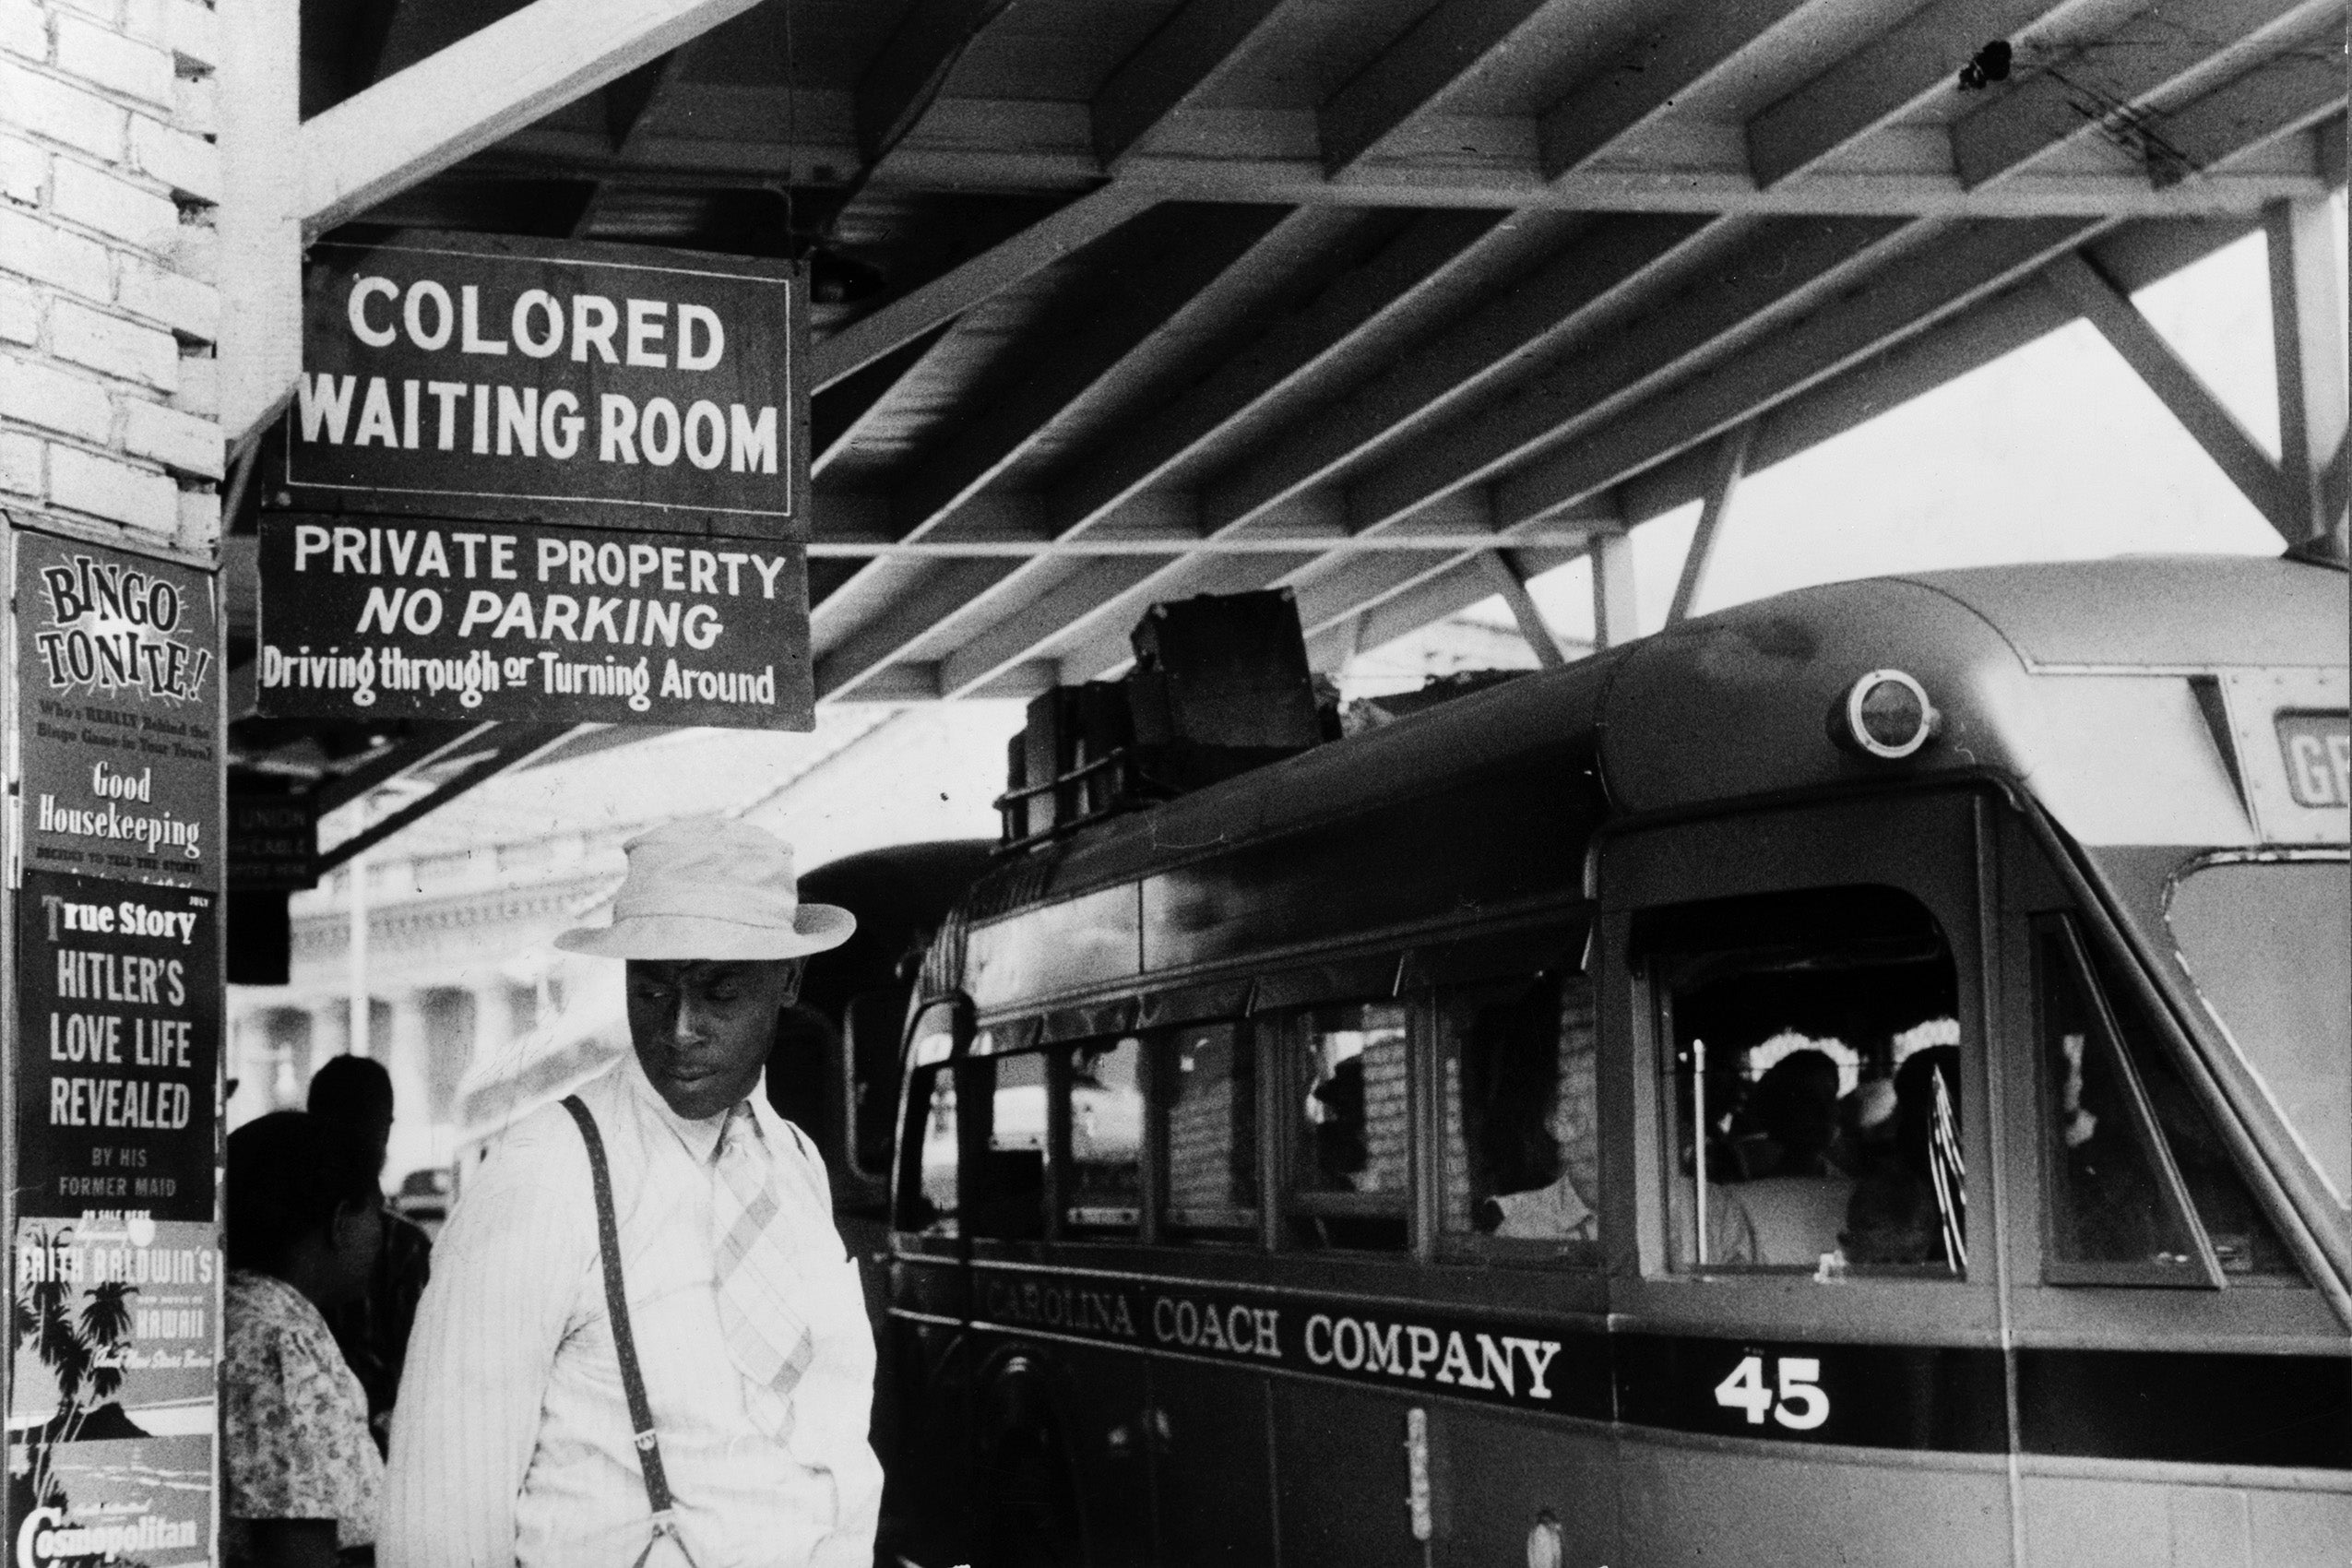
(381, 1054, 881, 1568)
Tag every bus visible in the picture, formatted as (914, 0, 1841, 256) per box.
(870, 554, 2349, 1568)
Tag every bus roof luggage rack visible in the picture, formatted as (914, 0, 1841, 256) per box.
(996, 590, 1323, 851)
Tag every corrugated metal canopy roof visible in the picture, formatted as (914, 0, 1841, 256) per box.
(241, 0, 2346, 814)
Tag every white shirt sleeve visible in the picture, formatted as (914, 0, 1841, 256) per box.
(381, 1118, 594, 1568)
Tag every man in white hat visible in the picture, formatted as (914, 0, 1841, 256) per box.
(382, 817, 880, 1568)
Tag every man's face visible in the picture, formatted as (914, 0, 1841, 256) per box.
(625, 958, 803, 1120)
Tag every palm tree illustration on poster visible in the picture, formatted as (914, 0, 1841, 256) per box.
(8, 1218, 218, 1566)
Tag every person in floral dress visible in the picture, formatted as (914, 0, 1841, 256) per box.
(222, 1111, 387, 1566)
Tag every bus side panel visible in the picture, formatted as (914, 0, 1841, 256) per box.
(1613, 1437, 2011, 1568)
(1270, 1382, 1427, 1566)
(2020, 1476, 2352, 1568)
(968, 1330, 1156, 1568)
(1149, 1359, 1276, 1565)
(1426, 1406, 1618, 1568)
(880, 1315, 977, 1568)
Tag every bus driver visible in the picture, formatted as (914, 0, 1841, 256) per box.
(383, 817, 881, 1568)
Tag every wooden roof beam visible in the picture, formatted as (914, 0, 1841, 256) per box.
(1613, 215, 2275, 526)
(301, 0, 768, 234)
(2145, 48, 2349, 189)
(1495, 216, 2104, 530)
(811, 322, 957, 478)
(1475, 548, 1568, 669)
(880, 206, 1299, 545)
(856, 0, 1016, 163)
(1950, 0, 2336, 190)
(1091, 0, 1292, 168)
(1288, 539, 1584, 650)
(571, 47, 691, 238)
(2267, 195, 2351, 540)
(2045, 248, 2297, 538)
(1539, 0, 1816, 180)
(815, 207, 1322, 697)
(1199, 213, 1716, 538)
(814, 560, 1026, 700)
(1666, 423, 1752, 625)
(811, 184, 1158, 389)
(478, 109, 2334, 219)
(1044, 208, 1515, 537)
(1342, 215, 1915, 537)
(1318, 0, 1554, 175)
(1745, 0, 2072, 190)
(910, 210, 1547, 694)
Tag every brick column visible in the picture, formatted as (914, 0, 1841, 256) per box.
(1, 0, 223, 552)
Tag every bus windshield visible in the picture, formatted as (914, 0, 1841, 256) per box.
(2167, 857, 2351, 1210)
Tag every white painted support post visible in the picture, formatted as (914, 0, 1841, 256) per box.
(1669, 423, 1752, 625)
(218, 0, 303, 449)
(2265, 196, 2350, 541)
(1590, 531, 1638, 649)
(348, 853, 370, 1059)
(300, 0, 771, 236)
(1477, 549, 1567, 668)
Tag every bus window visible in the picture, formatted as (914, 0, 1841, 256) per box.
(968, 1051, 1049, 1241)
(901, 1064, 959, 1236)
(2037, 919, 2210, 1282)
(1644, 886, 1962, 1277)
(1064, 1037, 1145, 1234)
(2076, 921, 2300, 1278)
(1439, 973, 1599, 1258)
(1285, 1003, 1410, 1251)
(2166, 856, 2350, 1215)
(1161, 1024, 1258, 1236)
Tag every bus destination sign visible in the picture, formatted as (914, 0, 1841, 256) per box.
(255, 514, 814, 730)
(277, 232, 807, 531)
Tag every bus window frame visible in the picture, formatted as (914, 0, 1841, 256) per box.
(1431, 967, 1606, 1272)
(1598, 789, 2000, 1342)
(963, 1043, 1055, 1246)
(1638, 886, 1964, 1281)
(1155, 1018, 1259, 1242)
(1995, 808, 2344, 1345)
(893, 998, 971, 1251)
(1265, 995, 1419, 1253)
(1054, 1031, 1151, 1241)
(2032, 913, 2227, 1289)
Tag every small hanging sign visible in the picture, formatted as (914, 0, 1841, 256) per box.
(273, 231, 808, 531)
(254, 513, 814, 729)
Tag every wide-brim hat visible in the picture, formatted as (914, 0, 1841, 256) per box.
(555, 816, 855, 961)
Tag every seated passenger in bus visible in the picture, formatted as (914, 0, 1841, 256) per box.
(1309, 1056, 1370, 1187)
(1484, 1087, 1595, 1243)
(1842, 1045, 1965, 1269)
(1728, 1050, 1854, 1266)
(1454, 976, 1598, 1244)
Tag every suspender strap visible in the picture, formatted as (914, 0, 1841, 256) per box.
(560, 1096, 681, 1538)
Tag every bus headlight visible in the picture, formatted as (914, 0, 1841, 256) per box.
(1835, 669, 1940, 760)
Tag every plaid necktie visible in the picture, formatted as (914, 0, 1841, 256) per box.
(712, 1103, 813, 1423)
